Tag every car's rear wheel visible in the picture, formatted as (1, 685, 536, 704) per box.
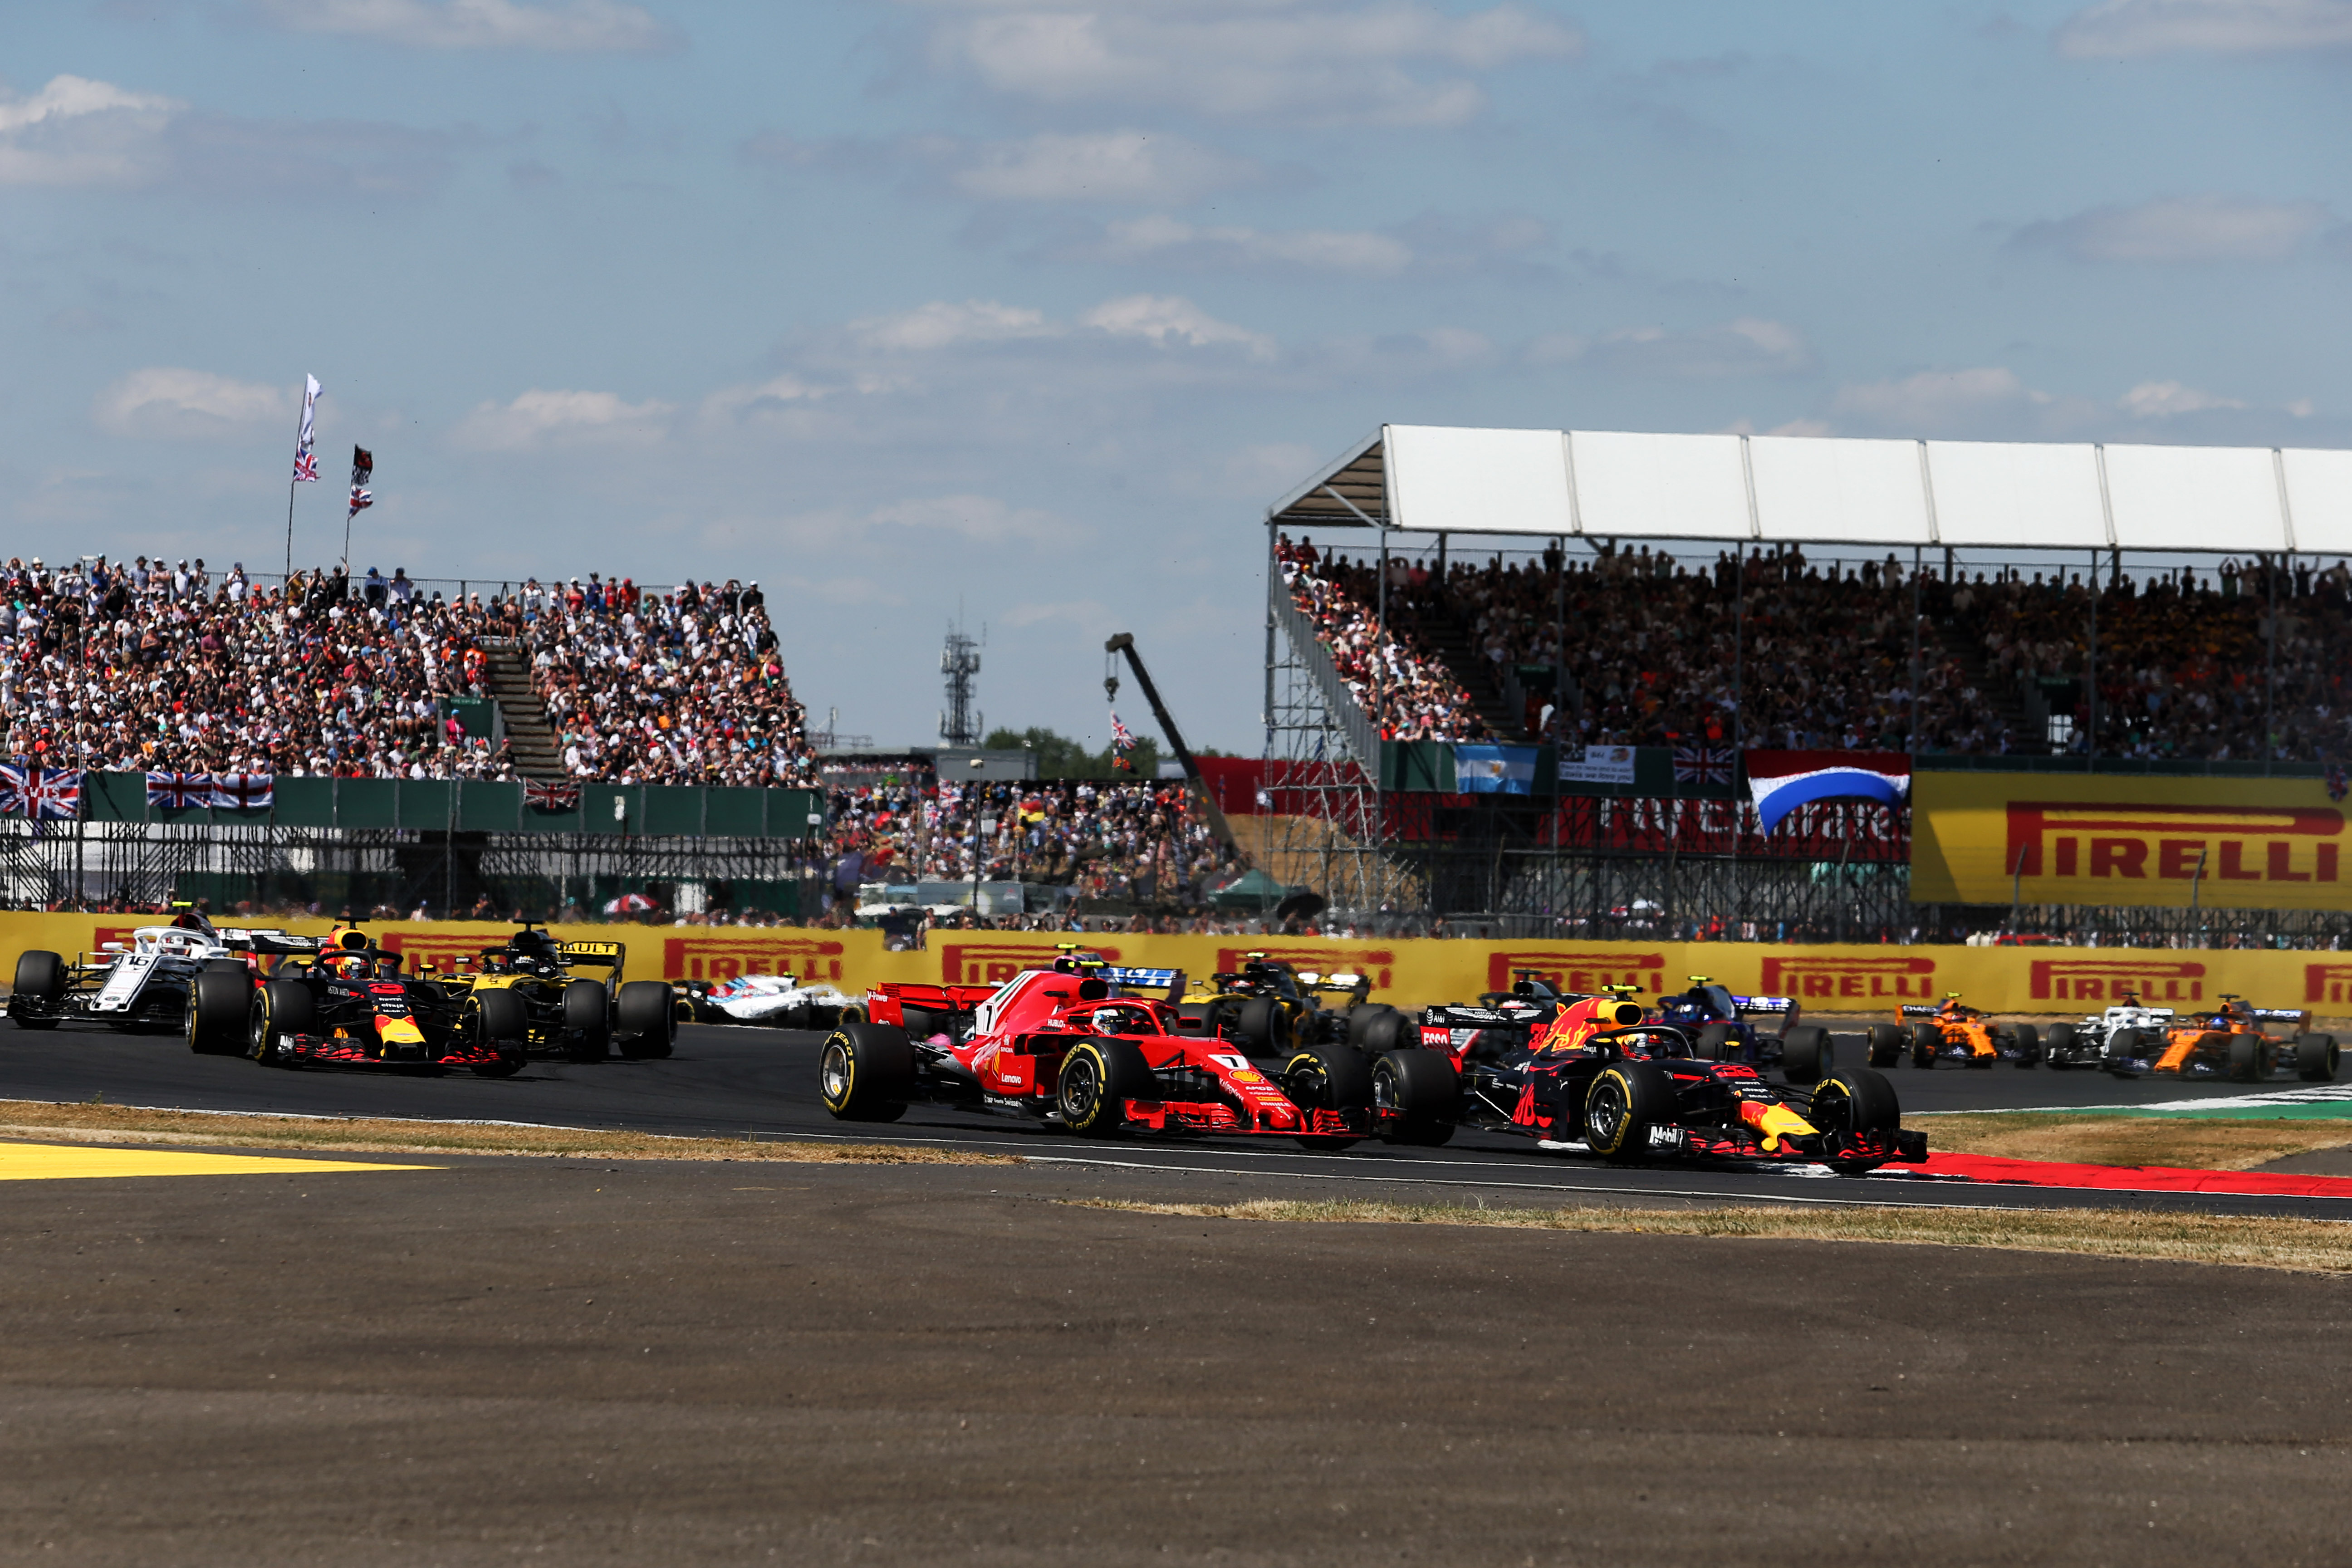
(1282, 1043, 1372, 1150)
(2011, 1024, 2042, 1067)
(1582, 1062, 1676, 1162)
(1348, 1004, 1406, 1055)
(613, 980, 675, 1059)
(1057, 1038, 1148, 1137)
(1808, 1067, 1901, 1175)
(2103, 1027, 2143, 1073)
(2223, 1031, 2262, 1083)
(2296, 1031, 2341, 1083)
(1781, 1025, 1833, 1085)
(2044, 1021, 2078, 1071)
(1693, 1022, 1734, 1062)
(249, 980, 314, 1067)
(10, 950, 63, 1029)
(1910, 1022, 1940, 1068)
(1235, 996, 1281, 1053)
(186, 968, 250, 1054)
(562, 979, 610, 1062)
(1866, 1024, 1905, 1068)
(469, 990, 528, 1077)
(821, 1021, 915, 1122)
(1372, 1048, 1456, 1146)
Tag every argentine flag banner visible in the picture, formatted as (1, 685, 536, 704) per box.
(1454, 744, 1539, 795)
(1744, 750, 1911, 833)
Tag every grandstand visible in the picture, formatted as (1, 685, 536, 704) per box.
(1255, 426, 2352, 944)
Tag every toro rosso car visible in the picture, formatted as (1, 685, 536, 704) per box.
(8, 907, 309, 1037)
(2048, 993, 2341, 1083)
(1378, 991, 1924, 1175)
(821, 955, 1377, 1147)
(190, 926, 528, 1076)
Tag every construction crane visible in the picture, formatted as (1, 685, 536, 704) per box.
(1104, 632, 1241, 856)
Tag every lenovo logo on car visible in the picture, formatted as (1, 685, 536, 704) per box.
(1484, 950, 1664, 995)
(2027, 958, 2205, 1003)
(1758, 956, 1936, 1000)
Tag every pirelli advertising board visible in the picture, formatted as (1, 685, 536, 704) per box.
(1911, 772, 2352, 913)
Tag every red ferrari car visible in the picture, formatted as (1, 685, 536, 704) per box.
(821, 954, 1373, 1146)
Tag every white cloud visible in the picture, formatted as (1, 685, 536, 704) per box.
(863, 494, 1078, 544)
(1548, 318, 1815, 378)
(2120, 379, 2249, 416)
(249, 0, 676, 52)
(1080, 294, 1274, 356)
(0, 75, 179, 187)
(916, 0, 1582, 126)
(91, 367, 287, 439)
(951, 131, 1257, 204)
(1093, 215, 1413, 274)
(2014, 195, 2328, 261)
(452, 389, 674, 450)
(1833, 367, 2036, 429)
(851, 300, 1058, 353)
(2056, 0, 2352, 57)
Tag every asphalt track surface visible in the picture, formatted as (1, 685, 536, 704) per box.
(6, 1021, 2352, 1218)
(6, 1148, 2352, 1565)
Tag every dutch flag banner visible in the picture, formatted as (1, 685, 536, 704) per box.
(1744, 750, 1911, 834)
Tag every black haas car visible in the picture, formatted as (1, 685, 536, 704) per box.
(1375, 991, 1925, 1175)
(191, 925, 527, 1077)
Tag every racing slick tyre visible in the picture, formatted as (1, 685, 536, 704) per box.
(185, 968, 251, 1054)
(1372, 1048, 1456, 1147)
(1582, 1061, 1677, 1163)
(1057, 1038, 1150, 1137)
(2223, 1031, 2262, 1083)
(1234, 997, 1283, 1054)
(2011, 1024, 2042, 1067)
(1347, 1003, 1406, 1056)
(1281, 1043, 1374, 1150)
(2103, 1027, 2143, 1074)
(248, 980, 315, 1067)
(2044, 1022, 2078, 1070)
(1910, 1022, 1940, 1069)
(613, 980, 676, 1060)
(562, 979, 612, 1063)
(2296, 1032, 2341, 1083)
(1807, 1067, 1902, 1176)
(1780, 1025, 1833, 1085)
(469, 990, 529, 1078)
(820, 1021, 916, 1122)
(9, 950, 64, 1029)
(1693, 1023, 1735, 1062)
(1866, 1024, 1905, 1069)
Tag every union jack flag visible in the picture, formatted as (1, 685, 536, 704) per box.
(0, 765, 83, 819)
(146, 771, 216, 810)
(1672, 745, 1735, 786)
(292, 451, 318, 483)
(210, 773, 275, 813)
(348, 484, 372, 518)
(525, 779, 581, 811)
(1109, 712, 1135, 752)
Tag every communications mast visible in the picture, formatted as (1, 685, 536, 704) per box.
(938, 623, 983, 746)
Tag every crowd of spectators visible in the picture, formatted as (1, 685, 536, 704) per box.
(0, 554, 818, 785)
(1275, 532, 2352, 763)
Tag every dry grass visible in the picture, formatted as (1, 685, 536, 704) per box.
(1909, 1112, 2352, 1171)
(0, 1099, 1007, 1165)
(1072, 1196, 2352, 1274)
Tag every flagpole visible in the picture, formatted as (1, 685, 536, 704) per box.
(284, 475, 296, 582)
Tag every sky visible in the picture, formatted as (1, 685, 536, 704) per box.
(2, 0, 2348, 753)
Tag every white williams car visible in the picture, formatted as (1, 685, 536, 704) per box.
(677, 971, 853, 1029)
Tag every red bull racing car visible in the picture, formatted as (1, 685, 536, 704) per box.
(1376, 991, 1925, 1175)
(821, 953, 1377, 1147)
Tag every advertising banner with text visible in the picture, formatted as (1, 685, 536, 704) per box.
(6, 916, 2352, 1018)
(1911, 771, 2352, 913)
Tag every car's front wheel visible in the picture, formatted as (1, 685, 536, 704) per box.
(1281, 1044, 1372, 1150)
(1582, 1062, 1676, 1162)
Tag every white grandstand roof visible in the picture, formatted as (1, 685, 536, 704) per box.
(1265, 425, 2352, 555)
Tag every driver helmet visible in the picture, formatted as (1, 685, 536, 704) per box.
(334, 951, 373, 979)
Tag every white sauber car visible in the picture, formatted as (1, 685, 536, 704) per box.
(7, 909, 316, 1040)
(678, 971, 853, 1029)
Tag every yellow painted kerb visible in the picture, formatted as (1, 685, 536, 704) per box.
(0, 1142, 434, 1181)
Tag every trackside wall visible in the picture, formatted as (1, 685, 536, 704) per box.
(1, 916, 2347, 1016)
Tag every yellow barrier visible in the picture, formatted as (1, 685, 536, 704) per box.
(1914, 770, 2352, 912)
(1, 916, 2345, 1018)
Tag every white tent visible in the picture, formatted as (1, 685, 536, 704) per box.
(1266, 425, 2352, 555)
